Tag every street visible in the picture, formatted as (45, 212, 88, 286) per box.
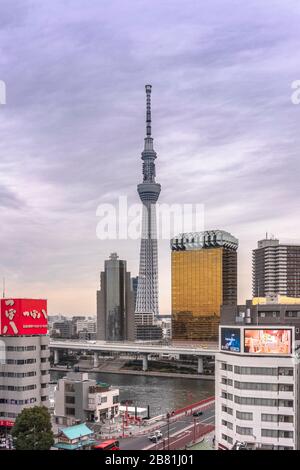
(119, 403, 215, 450)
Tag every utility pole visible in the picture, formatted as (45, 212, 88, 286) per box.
(166, 412, 170, 450)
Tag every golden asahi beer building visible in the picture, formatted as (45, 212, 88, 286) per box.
(171, 231, 238, 342)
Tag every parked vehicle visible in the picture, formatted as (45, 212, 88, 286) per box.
(192, 410, 203, 417)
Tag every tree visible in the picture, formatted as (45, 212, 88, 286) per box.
(12, 406, 54, 450)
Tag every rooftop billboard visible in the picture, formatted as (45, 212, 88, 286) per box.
(0, 299, 48, 336)
(244, 329, 291, 355)
(220, 327, 241, 353)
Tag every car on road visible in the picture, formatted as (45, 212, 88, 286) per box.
(192, 410, 203, 417)
(148, 430, 163, 442)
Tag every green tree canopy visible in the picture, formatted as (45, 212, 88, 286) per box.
(12, 406, 54, 450)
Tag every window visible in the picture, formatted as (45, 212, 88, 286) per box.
(236, 426, 253, 436)
(113, 395, 119, 404)
(222, 377, 233, 386)
(221, 391, 233, 401)
(221, 363, 233, 371)
(236, 411, 253, 421)
(279, 400, 293, 408)
(262, 414, 293, 423)
(41, 345, 48, 350)
(65, 383, 75, 393)
(234, 366, 278, 376)
(235, 397, 278, 406)
(41, 396, 48, 402)
(65, 396, 75, 404)
(278, 368, 293, 376)
(101, 396, 107, 403)
(41, 358, 48, 363)
(6, 346, 36, 351)
(65, 407, 75, 416)
(222, 434, 233, 445)
(235, 381, 278, 391)
(222, 420, 233, 430)
(222, 405, 233, 415)
(262, 429, 293, 439)
(279, 384, 293, 392)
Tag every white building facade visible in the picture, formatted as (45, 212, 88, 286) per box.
(215, 325, 300, 450)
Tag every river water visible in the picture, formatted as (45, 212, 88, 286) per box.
(50, 371, 214, 417)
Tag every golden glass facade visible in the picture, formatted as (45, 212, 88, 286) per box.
(172, 248, 231, 341)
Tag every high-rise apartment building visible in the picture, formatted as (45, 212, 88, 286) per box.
(97, 253, 135, 341)
(0, 298, 50, 430)
(171, 230, 238, 341)
(215, 325, 300, 450)
(135, 85, 161, 330)
(253, 236, 300, 298)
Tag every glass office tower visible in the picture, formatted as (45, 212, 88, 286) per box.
(171, 230, 238, 341)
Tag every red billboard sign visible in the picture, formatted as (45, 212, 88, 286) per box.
(0, 420, 14, 427)
(0, 298, 48, 336)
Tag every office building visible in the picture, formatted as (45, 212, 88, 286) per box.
(216, 325, 300, 450)
(76, 319, 96, 335)
(54, 372, 119, 426)
(171, 230, 238, 341)
(52, 320, 75, 339)
(253, 236, 300, 298)
(135, 85, 161, 333)
(131, 276, 139, 311)
(0, 298, 50, 429)
(97, 253, 135, 341)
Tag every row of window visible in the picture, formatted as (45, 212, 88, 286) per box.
(5, 359, 36, 365)
(222, 408, 293, 423)
(0, 412, 17, 418)
(222, 392, 293, 408)
(221, 364, 294, 376)
(0, 372, 36, 378)
(6, 346, 36, 352)
(0, 398, 36, 405)
(223, 424, 294, 439)
(222, 378, 293, 392)
(0, 385, 36, 391)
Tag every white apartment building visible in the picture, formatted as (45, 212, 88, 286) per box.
(54, 372, 119, 426)
(0, 335, 50, 424)
(215, 326, 300, 450)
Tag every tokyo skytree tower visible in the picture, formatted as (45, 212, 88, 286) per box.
(135, 85, 161, 324)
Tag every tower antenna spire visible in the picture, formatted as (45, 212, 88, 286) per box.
(145, 84, 152, 137)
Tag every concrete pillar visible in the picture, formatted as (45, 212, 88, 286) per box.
(93, 352, 99, 368)
(142, 354, 148, 372)
(197, 357, 204, 374)
(54, 349, 59, 365)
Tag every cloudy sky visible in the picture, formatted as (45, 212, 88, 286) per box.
(0, 0, 300, 315)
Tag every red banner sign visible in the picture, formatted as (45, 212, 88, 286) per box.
(0, 298, 48, 336)
(0, 420, 14, 427)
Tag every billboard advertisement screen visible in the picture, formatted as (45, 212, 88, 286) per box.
(0, 299, 48, 336)
(221, 327, 241, 352)
(244, 329, 291, 355)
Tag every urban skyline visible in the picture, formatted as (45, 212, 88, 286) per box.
(1, 0, 300, 319)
